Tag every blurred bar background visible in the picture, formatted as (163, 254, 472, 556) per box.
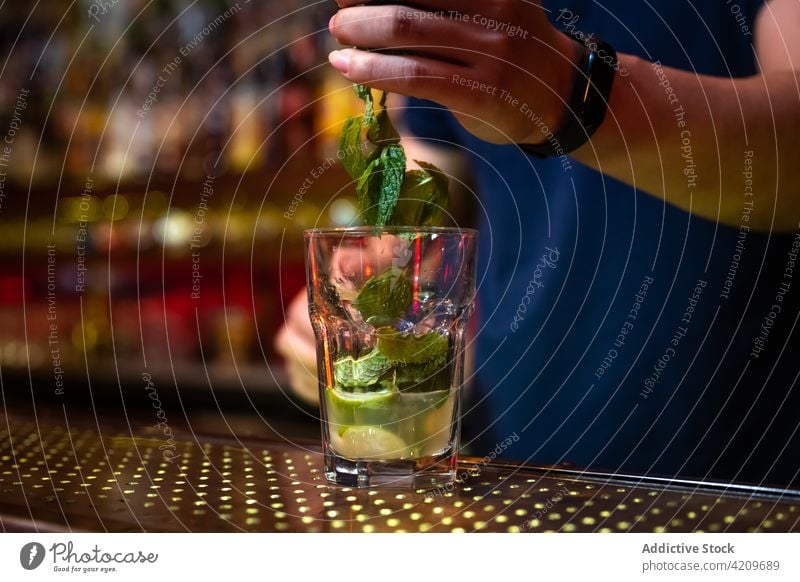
(0, 0, 381, 438)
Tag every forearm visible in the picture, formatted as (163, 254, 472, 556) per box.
(326, 0, 800, 231)
(574, 54, 800, 231)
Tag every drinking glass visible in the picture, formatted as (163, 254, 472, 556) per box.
(305, 227, 478, 488)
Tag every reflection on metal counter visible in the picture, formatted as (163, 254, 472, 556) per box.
(1, 414, 797, 533)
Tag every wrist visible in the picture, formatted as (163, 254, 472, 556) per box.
(524, 32, 582, 145)
(520, 33, 618, 157)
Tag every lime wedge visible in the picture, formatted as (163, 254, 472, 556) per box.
(331, 426, 410, 460)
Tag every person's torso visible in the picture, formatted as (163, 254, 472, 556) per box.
(447, 0, 799, 486)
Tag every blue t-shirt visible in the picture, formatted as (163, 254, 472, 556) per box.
(406, 0, 800, 486)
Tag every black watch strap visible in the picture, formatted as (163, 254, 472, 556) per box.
(521, 34, 617, 158)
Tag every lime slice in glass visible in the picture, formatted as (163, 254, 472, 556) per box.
(330, 426, 410, 460)
(326, 388, 397, 428)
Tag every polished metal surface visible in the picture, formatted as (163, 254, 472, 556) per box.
(1, 414, 798, 533)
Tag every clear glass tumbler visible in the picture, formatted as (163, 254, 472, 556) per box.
(305, 227, 478, 488)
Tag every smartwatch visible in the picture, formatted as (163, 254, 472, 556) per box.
(520, 33, 617, 158)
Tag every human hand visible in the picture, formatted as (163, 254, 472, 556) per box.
(327, 0, 579, 145)
(274, 291, 319, 405)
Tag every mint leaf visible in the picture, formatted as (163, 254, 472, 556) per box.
(352, 267, 412, 322)
(387, 164, 449, 227)
(388, 169, 434, 226)
(384, 362, 450, 393)
(376, 144, 406, 227)
(368, 108, 400, 146)
(356, 156, 381, 224)
(415, 160, 449, 226)
(376, 329, 449, 365)
(333, 349, 393, 389)
(339, 116, 365, 179)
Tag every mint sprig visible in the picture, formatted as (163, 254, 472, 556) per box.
(340, 84, 449, 228)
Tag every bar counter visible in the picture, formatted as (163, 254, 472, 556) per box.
(1, 412, 798, 533)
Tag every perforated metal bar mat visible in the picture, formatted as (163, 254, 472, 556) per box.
(1, 415, 798, 533)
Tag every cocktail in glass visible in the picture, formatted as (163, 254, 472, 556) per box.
(305, 227, 478, 488)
